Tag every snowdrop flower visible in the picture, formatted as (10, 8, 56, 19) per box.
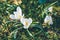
(20, 18, 32, 29)
(10, 6, 24, 20)
(48, 6, 53, 12)
(44, 15, 53, 25)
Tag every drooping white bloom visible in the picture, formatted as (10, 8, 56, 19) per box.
(48, 6, 53, 12)
(10, 6, 24, 20)
(20, 18, 32, 29)
(44, 15, 53, 25)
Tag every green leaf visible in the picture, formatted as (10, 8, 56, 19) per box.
(41, 1, 58, 18)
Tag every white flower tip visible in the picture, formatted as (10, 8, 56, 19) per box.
(16, 6, 22, 15)
(13, 11, 17, 15)
(29, 18, 32, 23)
(17, 6, 22, 11)
(10, 14, 15, 19)
(48, 6, 53, 11)
(48, 6, 53, 9)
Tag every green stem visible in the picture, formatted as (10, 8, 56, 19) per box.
(27, 29, 34, 38)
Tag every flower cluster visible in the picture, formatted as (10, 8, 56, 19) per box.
(43, 6, 53, 25)
(10, 6, 32, 29)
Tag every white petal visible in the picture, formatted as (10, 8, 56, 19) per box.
(13, 11, 17, 15)
(14, 11, 22, 19)
(25, 18, 32, 27)
(20, 18, 25, 25)
(17, 6, 22, 11)
(44, 16, 49, 23)
(44, 15, 53, 25)
(10, 14, 15, 19)
(28, 18, 32, 23)
(14, 12, 18, 19)
(48, 21, 53, 25)
(48, 6, 53, 12)
(16, 6, 22, 15)
(23, 26, 29, 29)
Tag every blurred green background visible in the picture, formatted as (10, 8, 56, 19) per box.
(0, 0, 60, 40)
